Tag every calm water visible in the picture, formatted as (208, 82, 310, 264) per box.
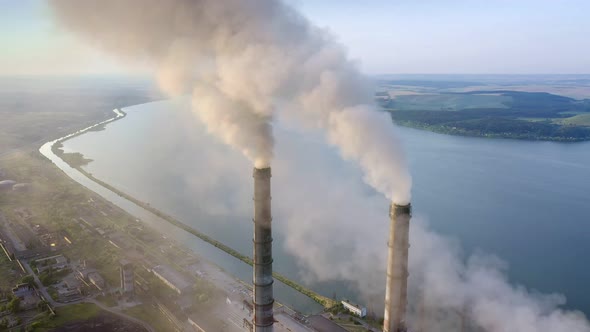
(61, 100, 590, 315)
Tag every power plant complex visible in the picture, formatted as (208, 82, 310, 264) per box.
(248, 166, 412, 332)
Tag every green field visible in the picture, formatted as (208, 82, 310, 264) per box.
(0, 260, 22, 290)
(31, 303, 102, 331)
(0, 77, 160, 154)
(52, 303, 102, 325)
(388, 93, 511, 111)
(123, 304, 173, 332)
(330, 317, 370, 332)
(382, 88, 590, 141)
(556, 113, 590, 126)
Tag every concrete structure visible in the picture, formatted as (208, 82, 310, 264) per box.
(0, 180, 16, 191)
(384, 203, 411, 332)
(188, 316, 207, 331)
(35, 254, 68, 273)
(341, 300, 367, 318)
(57, 287, 79, 298)
(88, 271, 105, 290)
(120, 259, 135, 295)
(76, 267, 96, 279)
(252, 167, 274, 331)
(12, 183, 31, 192)
(152, 264, 192, 295)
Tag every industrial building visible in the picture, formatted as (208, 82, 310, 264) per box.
(151, 264, 192, 295)
(188, 316, 206, 332)
(88, 272, 105, 291)
(0, 180, 16, 191)
(120, 259, 135, 295)
(341, 300, 367, 318)
(34, 254, 68, 273)
(57, 287, 79, 298)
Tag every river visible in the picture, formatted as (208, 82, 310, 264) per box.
(53, 100, 590, 316)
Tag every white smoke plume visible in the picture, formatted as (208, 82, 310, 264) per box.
(49, 1, 590, 331)
(133, 107, 590, 331)
(48, 0, 411, 202)
(408, 217, 590, 332)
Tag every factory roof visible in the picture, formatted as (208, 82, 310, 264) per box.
(120, 258, 133, 267)
(152, 265, 192, 293)
(0, 180, 16, 190)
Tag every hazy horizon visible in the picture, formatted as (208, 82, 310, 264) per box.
(1, 0, 589, 76)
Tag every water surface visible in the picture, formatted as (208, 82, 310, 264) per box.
(62, 100, 590, 314)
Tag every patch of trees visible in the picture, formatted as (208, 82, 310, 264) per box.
(7, 296, 20, 313)
(19, 275, 36, 288)
(39, 267, 71, 286)
(384, 90, 590, 141)
(378, 80, 484, 89)
(390, 110, 590, 141)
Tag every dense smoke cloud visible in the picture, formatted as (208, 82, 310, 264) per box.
(408, 218, 590, 332)
(50, 1, 590, 330)
(127, 105, 590, 332)
(48, 0, 411, 202)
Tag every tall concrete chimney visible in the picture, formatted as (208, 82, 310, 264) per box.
(384, 203, 411, 332)
(253, 167, 274, 332)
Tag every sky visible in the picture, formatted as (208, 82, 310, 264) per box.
(0, 0, 589, 75)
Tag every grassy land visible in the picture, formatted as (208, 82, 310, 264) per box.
(556, 113, 590, 126)
(53, 303, 102, 324)
(388, 93, 511, 111)
(0, 76, 160, 154)
(330, 317, 369, 332)
(123, 304, 174, 332)
(31, 303, 101, 331)
(96, 294, 118, 307)
(380, 87, 590, 141)
(0, 259, 22, 290)
(52, 142, 93, 168)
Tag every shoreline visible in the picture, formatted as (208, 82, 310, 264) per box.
(39, 108, 335, 310)
(394, 120, 590, 142)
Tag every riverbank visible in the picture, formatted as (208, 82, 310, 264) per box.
(44, 109, 336, 310)
(394, 119, 590, 142)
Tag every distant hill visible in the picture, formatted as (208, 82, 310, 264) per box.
(379, 89, 590, 141)
(378, 79, 485, 89)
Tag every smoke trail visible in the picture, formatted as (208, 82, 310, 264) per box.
(143, 110, 590, 332)
(408, 218, 590, 332)
(48, 1, 590, 331)
(48, 0, 411, 202)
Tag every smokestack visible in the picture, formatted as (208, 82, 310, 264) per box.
(384, 203, 411, 332)
(253, 167, 274, 332)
